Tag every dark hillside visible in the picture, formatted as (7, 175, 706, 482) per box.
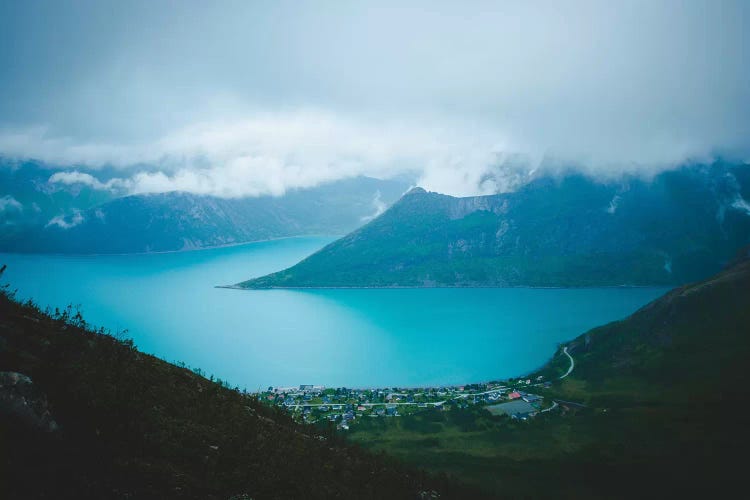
(0, 280, 483, 499)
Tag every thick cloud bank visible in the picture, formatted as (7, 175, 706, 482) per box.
(1, 1, 748, 197)
(10, 113, 508, 197)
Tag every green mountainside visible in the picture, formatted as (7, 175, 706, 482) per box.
(347, 248, 750, 497)
(0, 283, 482, 499)
(241, 163, 750, 288)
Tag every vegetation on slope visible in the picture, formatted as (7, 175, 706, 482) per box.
(347, 249, 750, 497)
(0, 280, 484, 499)
(241, 163, 750, 288)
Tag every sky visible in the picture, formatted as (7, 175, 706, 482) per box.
(0, 0, 748, 197)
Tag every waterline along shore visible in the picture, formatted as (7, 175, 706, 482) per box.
(256, 347, 574, 430)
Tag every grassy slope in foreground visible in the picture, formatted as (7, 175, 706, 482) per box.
(239, 165, 750, 289)
(347, 251, 750, 498)
(0, 287, 485, 500)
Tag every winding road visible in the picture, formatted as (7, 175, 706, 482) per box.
(541, 401, 559, 413)
(559, 346, 575, 379)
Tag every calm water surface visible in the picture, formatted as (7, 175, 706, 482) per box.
(1, 237, 668, 389)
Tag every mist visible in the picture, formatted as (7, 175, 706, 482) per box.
(1, 0, 748, 197)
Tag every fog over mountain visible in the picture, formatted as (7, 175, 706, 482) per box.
(0, 161, 411, 254)
(1, 1, 748, 197)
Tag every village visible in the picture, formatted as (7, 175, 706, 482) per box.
(257, 376, 556, 431)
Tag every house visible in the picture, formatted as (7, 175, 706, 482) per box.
(357, 405, 367, 411)
(522, 394, 542, 403)
(486, 400, 538, 419)
(508, 392, 522, 400)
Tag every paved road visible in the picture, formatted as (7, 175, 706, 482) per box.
(455, 387, 507, 398)
(559, 346, 575, 379)
(541, 400, 559, 413)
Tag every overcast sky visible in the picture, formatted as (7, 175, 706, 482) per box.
(1, 0, 748, 197)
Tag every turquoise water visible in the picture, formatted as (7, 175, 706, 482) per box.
(1, 237, 668, 389)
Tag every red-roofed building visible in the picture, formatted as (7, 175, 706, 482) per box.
(508, 391, 522, 400)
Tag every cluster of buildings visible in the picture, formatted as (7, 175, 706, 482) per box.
(257, 377, 554, 429)
(485, 391, 546, 420)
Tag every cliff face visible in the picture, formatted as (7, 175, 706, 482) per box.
(447, 195, 509, 220)
(241, 163, 750, 288)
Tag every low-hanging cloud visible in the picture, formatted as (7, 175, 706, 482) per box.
(0, 195, 23, 213)
(0, 1, 748, 198)
(48, 171, 124, 191)
(33, 112, 512, 197)
(45, 210, 84, 230)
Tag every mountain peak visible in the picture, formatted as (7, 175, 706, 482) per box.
(405, 186, 427, 196)
(239, 163, 750, 289)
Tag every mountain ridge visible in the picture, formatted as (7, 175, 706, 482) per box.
(1, 175, 410, 254)
(240, 162, 750, 289)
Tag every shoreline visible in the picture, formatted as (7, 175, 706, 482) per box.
(253, 346, 572, 394)
(0, 234, 340, 258)
(218, 283, 671, 291)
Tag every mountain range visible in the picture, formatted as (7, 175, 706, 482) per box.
(241, 162, 750, 288)
(0, 160, 409, 254)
